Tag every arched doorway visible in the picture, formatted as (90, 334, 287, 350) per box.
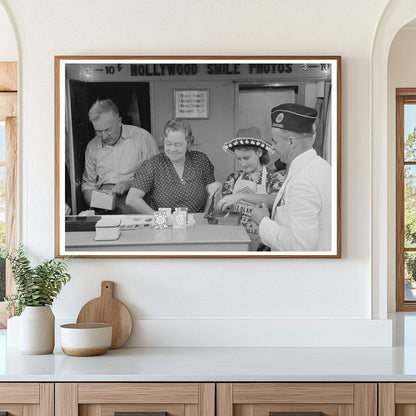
(371, 1, 416, 318)
(387, 15, 416, 312)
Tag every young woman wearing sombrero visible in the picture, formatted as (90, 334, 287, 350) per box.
(218, 127, 286, 251)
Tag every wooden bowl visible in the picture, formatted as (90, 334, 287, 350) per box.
(60, 323, 112, 356)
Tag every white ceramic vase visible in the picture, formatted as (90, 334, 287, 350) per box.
(18, 305, 55, 354)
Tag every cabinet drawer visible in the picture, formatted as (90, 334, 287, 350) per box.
(217, 383, 376, 416)
(56, 383, 215, 416)
(0, 383, 39, 403)
(233, 383, 354, 404)
(78, 383, 200, 404)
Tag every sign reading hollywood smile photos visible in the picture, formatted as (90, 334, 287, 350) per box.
(55, 56, 341, 258)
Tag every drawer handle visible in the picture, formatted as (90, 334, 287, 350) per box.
(270, 413, 323, 416)
(115, 412, 168, 416)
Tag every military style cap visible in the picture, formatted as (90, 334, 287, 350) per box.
(223, 127, 274, 155)
(271, 103, 318, 133)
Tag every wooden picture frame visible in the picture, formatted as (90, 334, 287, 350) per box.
(55, 56, 341, 258)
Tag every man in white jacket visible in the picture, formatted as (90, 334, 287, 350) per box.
(251, 103, 331, 252)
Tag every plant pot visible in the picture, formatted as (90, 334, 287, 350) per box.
(19, 305, 55, 354)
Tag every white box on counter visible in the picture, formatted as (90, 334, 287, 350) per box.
(95, 218, 121, 241)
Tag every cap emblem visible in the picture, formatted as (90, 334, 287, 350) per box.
(276, 113, 284, 123)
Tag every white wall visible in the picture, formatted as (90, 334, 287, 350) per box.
(153, 79, 236, 183)
(387, 26, 416, 312)
(0, 3, 16, 61)
(0, 0, 394, 347)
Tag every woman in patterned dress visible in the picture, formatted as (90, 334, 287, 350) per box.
(217, 127, 286, 250)
(126, 119, 220, 214)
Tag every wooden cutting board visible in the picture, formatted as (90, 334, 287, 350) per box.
(76, 281, 133, 349)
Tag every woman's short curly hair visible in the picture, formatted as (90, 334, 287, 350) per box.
(162, 118, 195, 146)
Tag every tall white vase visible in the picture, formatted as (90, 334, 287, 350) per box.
(19, 306, 55, 354)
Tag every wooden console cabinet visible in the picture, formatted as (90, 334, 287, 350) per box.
(5, 381, 416, 416)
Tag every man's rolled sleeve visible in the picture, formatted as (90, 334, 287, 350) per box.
(141, 131, 159, 159)
(81, 143, 98, 192)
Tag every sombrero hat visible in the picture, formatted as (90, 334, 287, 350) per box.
(223, 127, 274, 155)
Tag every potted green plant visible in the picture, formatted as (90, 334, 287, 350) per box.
(3, 245, 71, 354)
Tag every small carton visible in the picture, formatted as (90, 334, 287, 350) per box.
(172, 209, 187, 229)
(175, 207, 188, 221)
(95, 218, 121, 241)
(90, 190, 116, 210)
(153, 211, 168, 229)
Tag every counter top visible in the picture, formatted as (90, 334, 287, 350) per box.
(3, 313, 416, 383)
(65, 213, 250, 253)
(3, 345, 416, 382)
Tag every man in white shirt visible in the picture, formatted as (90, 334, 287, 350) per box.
(251, 103, 331, 252)
(81, 98, 159, 212)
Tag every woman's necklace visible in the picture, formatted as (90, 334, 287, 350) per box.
(178, 174, 186, 185)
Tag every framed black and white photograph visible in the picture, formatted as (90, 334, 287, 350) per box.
(55, 56, 341, 258)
